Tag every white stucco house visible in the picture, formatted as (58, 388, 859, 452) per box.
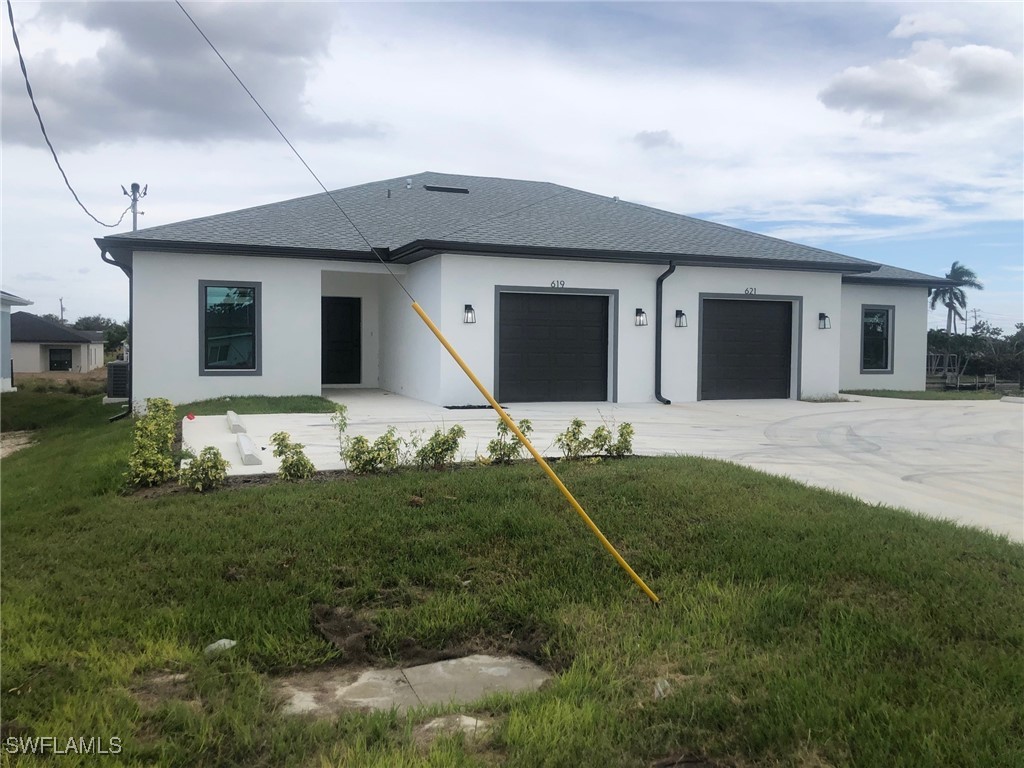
(95, 172, 950, 407)
(2, 291, 33, 391)
(10, 312, 105, 375)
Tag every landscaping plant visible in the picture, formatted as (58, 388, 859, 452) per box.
(270, 431, 316, 482)
(486, 417, 533, 463)
(125, 397, 178, 488)
(342, 426, 402, 474)
(178, 446, 229, 492)
(557, 419, 635, 460)
(415, 424, 466, 469)
(555, 417, 592, 460)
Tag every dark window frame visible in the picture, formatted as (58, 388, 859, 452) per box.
(860, 304, 895, 374)
(198, 280, 262, 377)
(48, 347, 73, 371)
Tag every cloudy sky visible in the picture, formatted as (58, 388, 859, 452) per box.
(2, 1, 1021, 332)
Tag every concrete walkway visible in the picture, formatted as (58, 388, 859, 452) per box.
(276, 654, 550, 716)
(182, 390, 1024, 542)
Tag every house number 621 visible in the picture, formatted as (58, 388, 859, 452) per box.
(551, 280, 565, 288)
(744, 287, 757, 295)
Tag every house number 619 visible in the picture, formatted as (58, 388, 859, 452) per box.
(551, 280, 565, 288)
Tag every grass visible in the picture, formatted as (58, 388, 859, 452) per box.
(177, 395, 338, 417)
(2, 394, 1022, 767)
(841, 389, 1008, 401)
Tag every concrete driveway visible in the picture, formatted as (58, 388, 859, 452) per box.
(183, 391, 1023, 542)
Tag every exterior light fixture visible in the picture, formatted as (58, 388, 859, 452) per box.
(674, 310, 688, 328)
(635, 307, 648, 327)
(818, 312, 831, 330)
(463, 304, 477, 324)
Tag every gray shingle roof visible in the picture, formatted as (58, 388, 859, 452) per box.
(842, 264, 953, 287)
(10, 312, 101, 344)
(98, 172, 886, 272)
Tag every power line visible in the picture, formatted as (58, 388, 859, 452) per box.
(174, 0, 414, 302)
(5, 0, 132, 229)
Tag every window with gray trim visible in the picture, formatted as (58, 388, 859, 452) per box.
(199, 281, 261, 375)
(861, 306, 893, 373)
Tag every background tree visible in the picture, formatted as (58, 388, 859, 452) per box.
(929, 260, 983, 334)
(72, 315, 128, 352)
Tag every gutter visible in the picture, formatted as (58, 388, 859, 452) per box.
(654, 263, 676, 405)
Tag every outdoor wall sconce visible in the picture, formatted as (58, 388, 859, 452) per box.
(675, 310, 688, 328)
(463, 304, 477, 324)
(635, 308, 648, 327)
(818, 312, 831, 330)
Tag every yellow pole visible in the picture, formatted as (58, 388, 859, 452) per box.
(411, 302, 660, 604)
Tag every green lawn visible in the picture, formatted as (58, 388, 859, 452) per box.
(841, 389, 1008, 401)
(2, 394, 1022, 767)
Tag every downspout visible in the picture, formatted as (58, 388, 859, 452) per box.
(100, 248, 133, 420)
(654, 262, 676, 404)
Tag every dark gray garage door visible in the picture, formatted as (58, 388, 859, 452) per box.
(701, 299, 792, 400)
(498, 293, 608, 402)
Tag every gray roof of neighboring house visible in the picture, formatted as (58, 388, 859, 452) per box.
(97, 172, 888, 274)
(842, 264, 953, 287)
(10, 312, 103, 344)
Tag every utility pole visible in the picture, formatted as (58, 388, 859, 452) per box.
(121, 182, 148, 231)
(971, 308, 979, 334)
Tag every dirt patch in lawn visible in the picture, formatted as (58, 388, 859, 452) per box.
(312, 603, 560, 671)
(131, 672, 201, 713)
(1, 431, 36, 458)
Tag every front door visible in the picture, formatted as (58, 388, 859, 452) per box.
(321, 297, 361, 384)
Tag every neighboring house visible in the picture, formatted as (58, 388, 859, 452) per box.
(1, 291, 33, 391)
(95, 172, 950, 407)
(10, 313, 105, 374)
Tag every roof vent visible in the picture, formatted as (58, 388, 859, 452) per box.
(406, 178, 412, 189)
(423, 185, 469, 194)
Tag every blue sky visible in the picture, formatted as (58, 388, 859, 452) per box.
(2, 1, 1021, 332)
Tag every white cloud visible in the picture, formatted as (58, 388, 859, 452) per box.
(890, 12, 968, 39)
(819, 39, 1022, 128)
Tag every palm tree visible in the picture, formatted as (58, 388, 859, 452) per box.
(930, 260, 984, 334)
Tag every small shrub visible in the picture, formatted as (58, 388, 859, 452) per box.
(270, 431, 316, 482)
(487, 418, 533, 464)
(342, 427, 402, 474)
(609, 423, 634, 457)
(555, 418, 593, 460)
(416, 425, 467, 469)
(590, 425, 613, 455)
(126, 441, 176, 488)
(125, 397, 179, 488)
(178, 446, 229, 492)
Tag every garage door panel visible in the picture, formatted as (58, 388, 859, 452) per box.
(499, 293, 609, 402)
(701, 299, 792, 400)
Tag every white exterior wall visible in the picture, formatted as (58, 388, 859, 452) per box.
(133, 251, 323, 404)
(434, 253, 663, 405)
(87, 343, 104, 371)
(378, 258, 443, 404)
(660, 267, 843, 401)
(840, 284, 928, 391)
(11, 343, 45, 373)
(10, 342, 101, 373)
(133, 251, 404, 404)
